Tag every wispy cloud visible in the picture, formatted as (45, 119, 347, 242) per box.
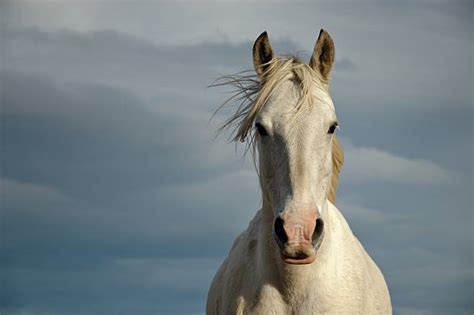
(341, 139, 457, 184)
(1, 178, 71, 207)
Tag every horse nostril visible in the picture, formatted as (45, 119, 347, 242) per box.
(273, 217, 288, 247)
(312, 218, 324, 248)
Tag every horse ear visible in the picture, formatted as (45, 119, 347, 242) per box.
(253, 31, 274, 79)
(309, 29, 335, 84)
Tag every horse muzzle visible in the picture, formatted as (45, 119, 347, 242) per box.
(273, 212, 325, 265)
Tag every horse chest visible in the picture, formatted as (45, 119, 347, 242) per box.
(246, 282, 349, 315)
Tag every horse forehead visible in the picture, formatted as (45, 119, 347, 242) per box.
(260, 87, 336, 128)
(267, 81, 299, 110)
(258, 82, 296, 119)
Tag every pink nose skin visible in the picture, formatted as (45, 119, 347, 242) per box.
(273, 211, 322, 265)
(282, 211, 318, 246)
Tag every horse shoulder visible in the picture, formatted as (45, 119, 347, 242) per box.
(206, 209, 262, 315)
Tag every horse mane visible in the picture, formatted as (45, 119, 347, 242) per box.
(212, 56, 344, 203)
(328, 135, 344, 204)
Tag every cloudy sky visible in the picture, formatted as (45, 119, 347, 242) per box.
(1, 1, 472, 314)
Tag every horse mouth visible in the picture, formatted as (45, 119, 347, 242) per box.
(281, 253, 316, 265)
(280, 244, 317, 265)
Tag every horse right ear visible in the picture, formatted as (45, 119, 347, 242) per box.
(253, 31, 274, 79)
(309, 29, 335, 85)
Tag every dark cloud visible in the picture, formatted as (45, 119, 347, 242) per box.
(2, 70, 240, 197)
(2, 27, 302, 100)
(1, 70, 253, 314)
(1, 68, 259, 257)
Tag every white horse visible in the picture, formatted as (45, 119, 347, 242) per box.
(207, 30, 391, 314)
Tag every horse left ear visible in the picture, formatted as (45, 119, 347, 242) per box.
(253, 31, 274, 79)
(309, 29, 335, 84)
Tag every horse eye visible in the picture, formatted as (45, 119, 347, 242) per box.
(255, 122, 268, 136)
(328, 122, 339, 134)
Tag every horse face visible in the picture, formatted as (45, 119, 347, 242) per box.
(255, 80, 337, 264)
(253, 30, 337, 265)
